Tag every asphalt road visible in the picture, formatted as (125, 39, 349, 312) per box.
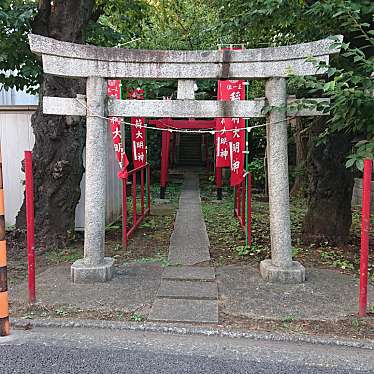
(1, 326, 373, 374)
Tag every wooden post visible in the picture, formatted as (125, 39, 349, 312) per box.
(0, 145, 9, 336)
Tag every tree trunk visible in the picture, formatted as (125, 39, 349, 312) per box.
(16, 0, 95, 248)
(302, 118, 354, 245)
(290, 118, 308, 197)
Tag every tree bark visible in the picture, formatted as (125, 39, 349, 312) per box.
(302, 118, 354, 245)
(16, 0, 95, 248)
(290, 118, 308, 197)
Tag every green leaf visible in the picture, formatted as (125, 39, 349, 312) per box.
(345, 158, 356, 168)
(356, 159, 364, 172)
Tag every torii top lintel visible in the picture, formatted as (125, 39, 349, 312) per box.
(28, 34, 342, 80)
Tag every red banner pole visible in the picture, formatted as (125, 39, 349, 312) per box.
(359, 159, 372, 317)
(0, 145, 10, 336)
(216, 167, 223, 200)
(165, 129, 171, 184)
(122, 178, 128, 247)
(147, 164, 151, 211)
(25, 151, 35, 304)
(241, 179, 245, 225)
(160, 130, 167, 198)
(234, 185, 237, 217)
(133, 172, 137, 226)
(247, 172, 252, 247)
(141, 168, 145, 216)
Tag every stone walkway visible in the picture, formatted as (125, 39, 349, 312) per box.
(149, 173, 219, 323)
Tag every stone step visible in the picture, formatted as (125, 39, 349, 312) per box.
(157, 279, 218, 300)
(149, 298, 219, 323)
(162, 266, 215, 281)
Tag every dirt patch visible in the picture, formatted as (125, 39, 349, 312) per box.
(221, 313, 374, 341)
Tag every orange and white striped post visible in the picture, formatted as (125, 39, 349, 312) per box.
(0, 145, 9, 336)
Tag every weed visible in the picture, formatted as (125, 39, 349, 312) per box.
(130, 312, 145, 322)
(124, 251, 170, 266)
(22, 313, 34, 320)
(319, 251, 354, 270)
(235, 245, 250, 257)
(292, 247, 302, 258)
(105, 222, 121, 232)
(113, 243, 122, 252)
(46, 248, 82, 264)
(281, 315, 295, 323)
(55, 307, 68, 317)
(351, 318, 361, 328)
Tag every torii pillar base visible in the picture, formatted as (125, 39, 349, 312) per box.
(71, 258, 115, 283)
(260, 260, 305, 284)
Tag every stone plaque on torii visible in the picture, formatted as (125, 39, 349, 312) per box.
(28, 34, 342, 284)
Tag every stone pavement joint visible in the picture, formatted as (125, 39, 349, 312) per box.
(149, 299, 219, 323)
(162, 266, 215, 281)
(157, 280, 218, 300)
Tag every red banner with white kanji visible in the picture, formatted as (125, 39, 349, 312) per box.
(228, 116, 246, 186)
(131, 118, 146, 168)
(215, 79, 246, 185)
(215, 83, 231, 168)
(107, 79, 129, 178)
(129, 88, 147, 168)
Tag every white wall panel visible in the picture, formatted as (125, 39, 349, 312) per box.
(0, 108, 122, 230)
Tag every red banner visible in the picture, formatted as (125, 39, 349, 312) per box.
(215, 81, 231, 168)
(107, 80, 129, 178)
(130, 88, 147, 168)
(131, 118, 146, 168)
(215, 80, 246, 185)
(226, 80, 245, 186)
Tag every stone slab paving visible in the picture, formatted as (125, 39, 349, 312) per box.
(162, 266, 215, 281)
(157, 280, 218, 300)
(168, 173, 210, 266)
(149, 172, 219, 323)
(149, 299, 218, 323)
(217, 265, 374, 320)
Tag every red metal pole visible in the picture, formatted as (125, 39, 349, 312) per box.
(165, 130, 171, 184)
(141, 168, 145, 216)
(216, 167, 222, 188)
(0, 145, 10, 336)
(359, 159, 372, 317)
(234, 185, 238, 217)
(122, 178, 127, 247)
(241, 179, 245, 225)
(216, 167, 223, 200)
(205, 135, 209, 169)
(25, 151, 35, 304)
(173, 133, 177, 167)
(160, 130, 167, 198)
(247, 172, 252, 247)
(133, 172, 137, 226)
(147, 164, 151, 211)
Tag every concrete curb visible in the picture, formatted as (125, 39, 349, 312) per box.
(10, 317, 374, 350)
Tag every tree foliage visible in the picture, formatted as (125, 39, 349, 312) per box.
(0, 0, 40, 92)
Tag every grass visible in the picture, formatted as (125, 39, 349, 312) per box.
(199, 176, 373, 283)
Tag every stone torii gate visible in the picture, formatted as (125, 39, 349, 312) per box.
(28, 34, 342, 284)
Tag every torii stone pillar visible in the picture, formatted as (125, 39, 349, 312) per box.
(260, 78, 305, 283)
(71, 77, 114, 283)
